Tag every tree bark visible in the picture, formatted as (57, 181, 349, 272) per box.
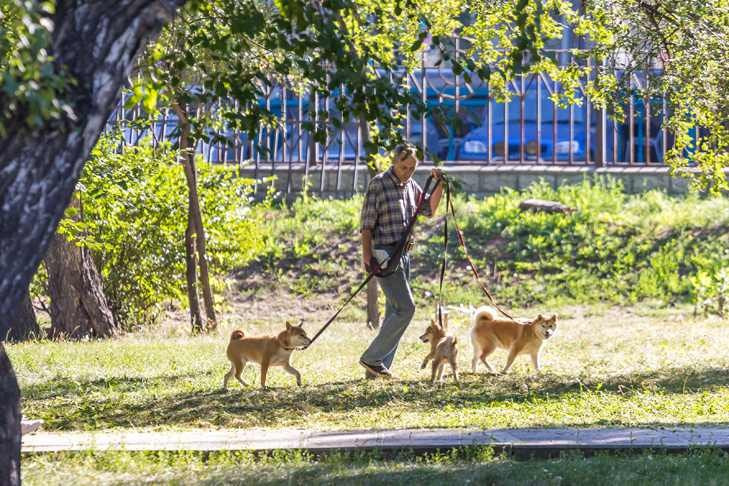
(44, 230, 117, 339)
(184, 224, 204, 333)
(518, 199, 575, 214)
(359, 113, 380, 328)
(173, 103, 209, 333)
(366, 279, 380, 330)
(0, 345, 21, 485)
(4, 291, 40, 342)
(0, 3, 185, 484)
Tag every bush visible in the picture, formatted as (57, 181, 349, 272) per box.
(53, 134, 265, 329)
(447, 178, 729, 308)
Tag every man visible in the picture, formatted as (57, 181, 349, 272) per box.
(359, 144, 444, 378)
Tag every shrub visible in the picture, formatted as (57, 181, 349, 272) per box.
(54, 134, 265, 329)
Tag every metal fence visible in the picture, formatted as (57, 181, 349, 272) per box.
(108, 49, 689, 193)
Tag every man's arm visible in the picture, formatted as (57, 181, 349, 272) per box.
(361, 229, 374, 271)
(428, 181, 444, 216)
(423, 167, 445, 217)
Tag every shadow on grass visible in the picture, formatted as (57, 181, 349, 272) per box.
(21, 365, 729, 431)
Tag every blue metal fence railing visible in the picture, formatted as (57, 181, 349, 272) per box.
(107, 48, 691, 194)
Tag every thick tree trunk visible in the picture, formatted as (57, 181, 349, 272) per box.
(0, 345, 21, 485)
(0, 3, 185, 484)
(45, 230, 117, 339)
(4, 291, 40, 342)
(173, 102, 217, 332)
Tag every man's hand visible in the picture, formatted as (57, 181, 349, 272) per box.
(362, 252, 372, 272)
(364, 255, 382, 275)
(431, 167, 444, 180)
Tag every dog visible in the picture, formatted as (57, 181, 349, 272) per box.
(223, 320, 311, 389)
(470, 307, 557, 374)
(419, 313, 459, 385)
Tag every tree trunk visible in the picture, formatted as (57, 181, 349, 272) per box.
(185, 223, 204, 333)
(359, 113, 380, 328)
(4, 291, 41, 342)
(0, 3, 185, 484)
(366, 279, 380, 330)
(45, 229, 117, 339)
(190, 157, 217, 330)
(0, 344, 21, 485)
(173, 102, 215, 333)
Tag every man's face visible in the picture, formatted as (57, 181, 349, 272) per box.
(393, 155, 417, 183)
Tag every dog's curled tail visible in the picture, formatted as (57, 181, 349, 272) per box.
(230, 330, 245, 340)
(474, 306, 496, 324)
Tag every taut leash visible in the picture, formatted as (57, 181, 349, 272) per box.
(442, 178, 515, 321)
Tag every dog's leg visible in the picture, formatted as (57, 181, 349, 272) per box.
(502, 345, 523, 374)
(430, 360, 439, 384)
(437, 362, 446, 383)
(450, 358, 460, 385)
(470, 332, 480, 372)
(479, 341, 497, 373)
(260, 358, 270, 389)
(421, 353, 433, 370)
(471, 347, 480, 373)
(223, 364, 235, 390)
(283, 364, 302, 386)
(235, 360, 247, 386)
(530, 351, 541, 373)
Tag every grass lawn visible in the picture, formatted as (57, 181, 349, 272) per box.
(8, 304, 729, 432)
(21, 448, 729, 485)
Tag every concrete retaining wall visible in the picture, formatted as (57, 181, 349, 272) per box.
(241, 164, 694, 198)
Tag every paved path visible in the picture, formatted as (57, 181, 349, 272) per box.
(21, 426, 729, 456)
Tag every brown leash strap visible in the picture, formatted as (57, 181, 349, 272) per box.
(444, 181, 515, 321)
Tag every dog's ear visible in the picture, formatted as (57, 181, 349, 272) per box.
(286, 321, 292, 330)
(536, 314, 544, 321)
(549, 314, 557, 323)
(443, 313, 449, 329)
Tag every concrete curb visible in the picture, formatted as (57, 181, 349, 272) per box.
(22, 426, 729, 457)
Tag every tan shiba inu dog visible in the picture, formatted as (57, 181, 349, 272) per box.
(419, 313, 459, 385)
(223, 320, 311, 389)
(470, 307, 557, 374)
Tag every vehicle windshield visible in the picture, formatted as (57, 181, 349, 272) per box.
(491, 88, 586, 125)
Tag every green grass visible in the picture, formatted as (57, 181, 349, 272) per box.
(8, 305, 729, 432)
(21, 448, 729, 485)
(252, 179, 729, 311)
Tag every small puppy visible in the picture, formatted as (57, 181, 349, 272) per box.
(223, 320, 311, 389)
(470, 307, 557, 374)
(419, 314, 459, 385)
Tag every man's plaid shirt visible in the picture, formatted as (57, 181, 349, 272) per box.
(360, 167, 432, 246)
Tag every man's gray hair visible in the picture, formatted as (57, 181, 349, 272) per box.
(392, 143, 418, 164)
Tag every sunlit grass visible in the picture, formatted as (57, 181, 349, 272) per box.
(9, 305, 729, 432)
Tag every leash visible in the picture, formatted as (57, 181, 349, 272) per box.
(302, 175, 442, 349)
(436, 177, 450, 328)
(441, 178, 515, 321)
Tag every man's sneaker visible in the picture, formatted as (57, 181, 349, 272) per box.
(359, 360, 392, 378)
